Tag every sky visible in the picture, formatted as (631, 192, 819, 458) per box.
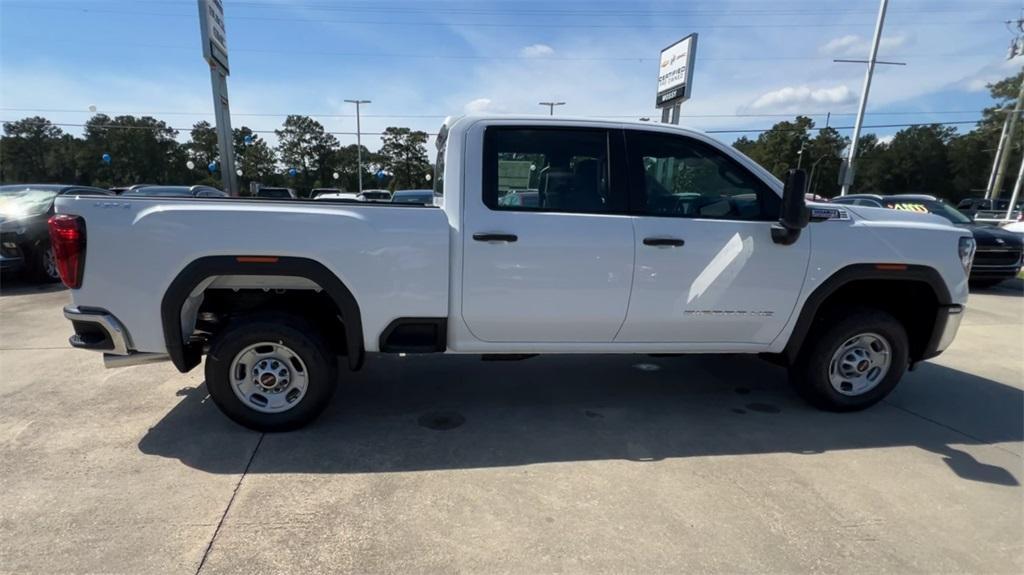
(1, 0, 1023, 152)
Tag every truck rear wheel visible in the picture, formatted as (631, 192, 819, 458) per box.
(790, 308, 908, 411)
(205, 313, 338, 432)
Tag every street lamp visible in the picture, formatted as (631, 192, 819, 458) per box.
(344, 99, 371, 193)
(539, 101, 565, 115)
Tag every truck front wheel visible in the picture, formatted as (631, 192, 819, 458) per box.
(790, 308, 909, 411)
(205, 313, 338, 432)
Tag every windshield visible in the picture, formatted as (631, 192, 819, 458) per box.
(884, 199, 972, 224)
(258, 189, 292, 198)
(0, 186, 59, 218)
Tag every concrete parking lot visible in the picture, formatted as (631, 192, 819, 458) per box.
(1, 278, 1021, 574)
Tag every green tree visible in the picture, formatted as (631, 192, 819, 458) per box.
(187, 121, 219, 169)
(79, 114, 180, 186)
(0, 116, 65, 182)
(275, 115, 339, 194)
(233, 126, 278, 193)
(378, 126, 431, 190)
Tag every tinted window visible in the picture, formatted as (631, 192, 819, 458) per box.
(626, 131, 778, 221)
(483, 127, 622, 213)
(257, 188, 293, 198)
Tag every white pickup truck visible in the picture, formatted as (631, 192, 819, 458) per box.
(52, 116, 974, 431)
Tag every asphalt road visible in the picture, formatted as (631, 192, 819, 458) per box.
(1, 278, 1021, 574)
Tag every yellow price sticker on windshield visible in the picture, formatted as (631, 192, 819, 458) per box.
(887, 203, 929, 213)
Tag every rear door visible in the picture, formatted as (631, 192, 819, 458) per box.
(616, 129, 810, 344)
(460, 125, 635, 342)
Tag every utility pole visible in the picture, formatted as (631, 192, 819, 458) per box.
(1006, 150, 1024, 220)
(345, 99, 371, 194)
(986, 16, 1024, 200)
(839, 0, 889, 196)
(539, 101, 565, 115)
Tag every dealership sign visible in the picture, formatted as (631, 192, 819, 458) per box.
(656, 34, 697, 108)
(198, 0, 229, 74)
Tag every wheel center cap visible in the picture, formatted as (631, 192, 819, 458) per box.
(857, 360, 870, 373)
(258, 372, 278, 389)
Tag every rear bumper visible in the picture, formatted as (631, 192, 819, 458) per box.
(920, 304, 964, 361)
(63, 306, 131, 355)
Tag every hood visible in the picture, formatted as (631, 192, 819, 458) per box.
(963, 223, 1024, 248)
(827, 203, 956, 228)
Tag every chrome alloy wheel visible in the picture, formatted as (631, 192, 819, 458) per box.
(828, 332, 892, 396)
(43, 246, 59, 279)
(229, 342, 309, 413)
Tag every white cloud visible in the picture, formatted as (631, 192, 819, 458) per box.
(877, 134, 895, 145)
(519, 43, 555, 58)
(463, 98, 497, 114)
(820, 34, 907, 57)
(749, 84, 855, 111)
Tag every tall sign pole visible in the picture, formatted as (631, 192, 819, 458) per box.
(839, 0, 889, 196)
(344, 99, 371, 194)
(197, 0, 238, 195)
(655, 34, 697, 125)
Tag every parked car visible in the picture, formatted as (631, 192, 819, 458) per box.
(391, 189, 437, 204)
(1, 184, 111, 281)
(313, 192, 362, 201)
(54, 115, 972, 431)
(498, 189, 539, 208)
(123, 185, 227, 198)
(110, 184, 155, 195)
(312, 188, 345, 198)
(358, 189, 392, 202)
(956, 197, 1022, 223)
(830, 194, 1022, 287)
(255, 187, 297, 199)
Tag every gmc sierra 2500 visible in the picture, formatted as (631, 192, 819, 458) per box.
(53, 116, 974, 431)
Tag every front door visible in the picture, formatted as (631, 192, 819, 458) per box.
(461, 126, 634, 342)
(616, 129, 810, 344)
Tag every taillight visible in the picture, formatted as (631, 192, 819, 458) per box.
(47, 214, 86, 288)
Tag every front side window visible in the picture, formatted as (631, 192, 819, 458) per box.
(626, 130, 778, 221)
(483, 127, 622, 213)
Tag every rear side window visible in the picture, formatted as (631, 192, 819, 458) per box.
(483, 127, 624, 214)
(625, 130, 779, 221)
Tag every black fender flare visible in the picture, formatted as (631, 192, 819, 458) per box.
(160, 255, 364, 373)
(780, 263, 953, 364)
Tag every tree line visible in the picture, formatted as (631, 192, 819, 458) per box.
(0, 114, 433, 196)
(1, 70, 1018, 201)
(733, 71, 1019, 201)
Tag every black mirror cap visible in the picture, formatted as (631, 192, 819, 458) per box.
(780, 169, 810, 230)
(772, 169, 809, 245)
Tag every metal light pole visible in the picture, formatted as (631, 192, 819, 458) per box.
(988, 81, 1024, 200)
(345, 99, 371, 193)
(539, 101, 565, 115)
(839, 0, 889, 196)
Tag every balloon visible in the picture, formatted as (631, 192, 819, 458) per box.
(236, 169, 243, 177)
(101, 153, 111, 165)
(243, 135, 253, 145)
(289, 168, 298, 177)
(425, 173, 432, 181)
(332, 172, 340, 180)
(376, 170, 386, 180)
(208, 161, 218, 174)
(186, 160, 195, 170)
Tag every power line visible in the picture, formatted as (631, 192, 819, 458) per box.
(0, 35, 981, 63)
(0, 5, 988, 29)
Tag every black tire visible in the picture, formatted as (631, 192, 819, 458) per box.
(205, 313, 338, 432)
(27, 243, 61, 283)
(789, 308, 908, 412)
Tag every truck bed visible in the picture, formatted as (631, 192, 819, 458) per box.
(54, 196, 450, 353)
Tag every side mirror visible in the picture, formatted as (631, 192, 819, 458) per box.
(772, 169, 809, 245)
